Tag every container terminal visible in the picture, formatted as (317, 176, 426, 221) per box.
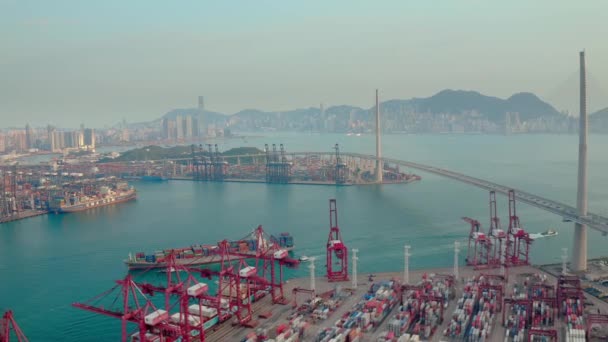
(1, 142, 420, 224)
(0, 164, 137, 222)
(94, 143, 420, 186)
(51, 198, 608, 342)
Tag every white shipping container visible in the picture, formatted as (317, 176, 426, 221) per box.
(188, 304, 217, 318)
(130, 332, 162, 342)
(239, 266, 257, 278)
(187, 282, 209, 297)
(170, 312, 201, 326)
(273, 249, 288, 259)
(144, 309, 168, 326)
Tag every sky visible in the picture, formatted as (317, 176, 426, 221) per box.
(1, 0, 607, 128)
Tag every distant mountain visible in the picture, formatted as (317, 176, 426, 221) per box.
(142, 89, 564, 133)
(406, 90, 561, 121)
(590, 107, 608, 132)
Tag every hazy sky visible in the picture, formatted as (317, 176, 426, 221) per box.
(1, 0, 607, 128)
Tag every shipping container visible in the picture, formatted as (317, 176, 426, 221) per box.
(144, 309, 168, 326)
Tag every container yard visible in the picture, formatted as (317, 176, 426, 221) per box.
(219, 265, 608, 342)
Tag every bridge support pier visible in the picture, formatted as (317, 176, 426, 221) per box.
(572, 50, 588, 273)
(375, 89, 383, 183)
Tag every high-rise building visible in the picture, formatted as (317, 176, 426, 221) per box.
(198, 96, 205, 137)
(51, 131, 65, 151)
(13, 131, 27, 152)
(0, 133, 5, 153)
(161, 118, 170, 139)
(175, 115, 184, 139)
(192, 116, 200, 137)
(83, 128, 95, 149)
(184, 116, 192, 139)
(121, 129, 130, 142)
(48, 125, 57, 151)
(25, 124, 34, 149)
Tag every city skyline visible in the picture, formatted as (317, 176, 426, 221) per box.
(1, 1, 607, 127)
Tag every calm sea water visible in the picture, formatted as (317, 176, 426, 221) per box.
(2, 133, 608, 341)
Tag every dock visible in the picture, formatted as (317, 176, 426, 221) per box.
(0, 209, 48, 223)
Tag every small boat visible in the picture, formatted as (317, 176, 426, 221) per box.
(299, 256, 309, 262)
(540, 229, 558, 237)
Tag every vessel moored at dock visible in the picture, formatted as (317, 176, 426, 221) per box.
(124, 231, 295, 270)
(49, 181, 136, 213)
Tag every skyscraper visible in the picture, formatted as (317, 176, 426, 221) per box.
(184, 116, 192, 139)
(83, 128, 95, 149)
(192, 116, 200, 137)
(25, 124, 34, 149)
(175, 115, 184, 139)
(198, 96, 205, 137)
(48, 125, 57, 151)
(13, 131, 27, 152)
(161, 118, 170, 139)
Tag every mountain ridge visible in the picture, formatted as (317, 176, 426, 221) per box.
(127, 89, 568, 133)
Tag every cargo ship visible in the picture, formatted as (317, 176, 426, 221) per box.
(124, 232, 295, 270)
(49, 182, 136, 213)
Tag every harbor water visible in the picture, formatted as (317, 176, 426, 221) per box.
(1, 133, 608, 341)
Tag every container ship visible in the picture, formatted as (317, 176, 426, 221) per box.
(49, 182, 136, 213)
(124, 232, 295, 270)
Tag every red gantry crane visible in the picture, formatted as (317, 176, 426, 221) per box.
(73, 274, 182, 342)
(463, 217, 492, 268)
(326, 199, 348, 282)
(505, 190, 532, 266)
(249, 226, 299, 304)
(488, 191, 506, 268)
(1, 311, 28, 342)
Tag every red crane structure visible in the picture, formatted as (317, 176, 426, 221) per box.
(249, 226, 299, 304)
(463, 217, 492, 268)
(73, 274, 183, 342)
(530, 283, 557, 327)
(74, 225, 302, 341)
(503, 298, 532, 328)
(488, 191, 506, 268)
(1, 311, 28, 342)
(528, 328, 558, 342)
(586, 314, 608, 340)
(326, 199, 348, 282)
(556, 275, 584, 318)
(139, 241, 255, 328)
(505, 190, 532, 266)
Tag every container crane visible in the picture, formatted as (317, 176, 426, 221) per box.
(73, 274, 181, 342)
(326, 199, 348, 282)
(463, 217, 492, 268)
(249, 226, 299, 304)
(1, 311, 28, 342)
(488, 191, 506, 268)
(506, 189, 532, 266)
(333, 144, 347, 184)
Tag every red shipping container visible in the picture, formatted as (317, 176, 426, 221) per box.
(276, 323, 288, 335)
